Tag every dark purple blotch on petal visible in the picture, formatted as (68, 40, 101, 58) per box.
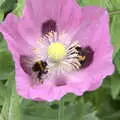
(20, 55, 33, 75)
(80, 46, 94, 68)
(76, 46, 94, 68)
(41, 19, 56, 35)
(56, 81, 66, 87)
(55, 76, 67, 87)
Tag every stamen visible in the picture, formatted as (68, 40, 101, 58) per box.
(20, 30, 94, 85)
(64, 44, 94, 72)
(37, 31, 57, 44)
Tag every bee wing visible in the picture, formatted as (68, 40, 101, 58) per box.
(20, 55, 34, 75)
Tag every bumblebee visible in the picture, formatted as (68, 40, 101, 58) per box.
(32, 61, 48, 82)
(75, 46, 94, 68)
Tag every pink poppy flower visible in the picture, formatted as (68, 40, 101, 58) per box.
(0, 0, 114, 101)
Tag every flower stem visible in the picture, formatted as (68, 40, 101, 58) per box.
(58, 100, 64, 120)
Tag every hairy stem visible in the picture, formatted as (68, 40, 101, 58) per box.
(58, 100, 64, 120)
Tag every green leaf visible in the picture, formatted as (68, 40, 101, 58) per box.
(0, 0, 5, 22)
(21, 98, 99, 120)
(114, 49, 120, 73)
(0, 72, 22, 120)
(0, 34, 8, 52)
(0, 51, 14, 80)
(102, 0, 115, 10)
(111, 15, 120, 57)
(78, 0, 101, 6)
(0, 82, 6, 105)
(81, 112, 99, 120)
(110, 71, 120, 99)
(63, 93, 76, 102)
(73, 100, 100, 120)
(0, 11, 4, 22)
(110, 0, 120, 9)
(13, 0, 24, 16)
(78, 0, 116, 10)
(21, 100, 58, 120)
(0, 0, 5, 7)
(0, 0, 17, 14)
(0, 34, 14, 80)
(102, 111, 120, 120)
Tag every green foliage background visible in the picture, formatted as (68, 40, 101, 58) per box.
(0, 0, 120, 120)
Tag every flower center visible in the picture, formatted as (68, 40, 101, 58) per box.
(47, 42, 66, 61)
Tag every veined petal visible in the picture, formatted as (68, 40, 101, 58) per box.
(72, 7, 114, 91)
(0, 1, 114, 101)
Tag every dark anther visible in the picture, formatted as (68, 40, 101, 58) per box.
(41, 19, 56, 35)
(75, 46, 82, 52)
(79, 46, 94, 68)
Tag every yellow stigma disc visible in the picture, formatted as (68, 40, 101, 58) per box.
(47, 42, 66, 61)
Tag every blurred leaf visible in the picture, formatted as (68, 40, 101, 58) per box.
(82, 76, 111, 112)
(0, 0, 17, 14)
(0, 11, 4, 22)
(0, 0, 5, 21)
(0, 51, 14, 80)
(0, 72, 22, 120)
(0, 82, 6, 105)
(21, 100, 58, 120)
(0, 34, 8, 51)
(110, 0, 120, 9)
(13, 0, 24, 16)
(111, 15, 120, 57)
(102, 0, 115, 10)
(81, 112, 99, 120)
(78, 0, 101, 6)
(21, 98, 100, 120)
(0, 0, 5, 7)
(102, 111, 120, 120)
(0, 34, 14, 80)
(114, 49, 120, 73)
(110, 71, 120, 99)
(78, 0, 112, 9)
(78, 0, 116, 10)
(98, 100, 118, 120)
(63, 93, 76, 102)
(72, 100, 100, 120)
(21, 94, 77, 120)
